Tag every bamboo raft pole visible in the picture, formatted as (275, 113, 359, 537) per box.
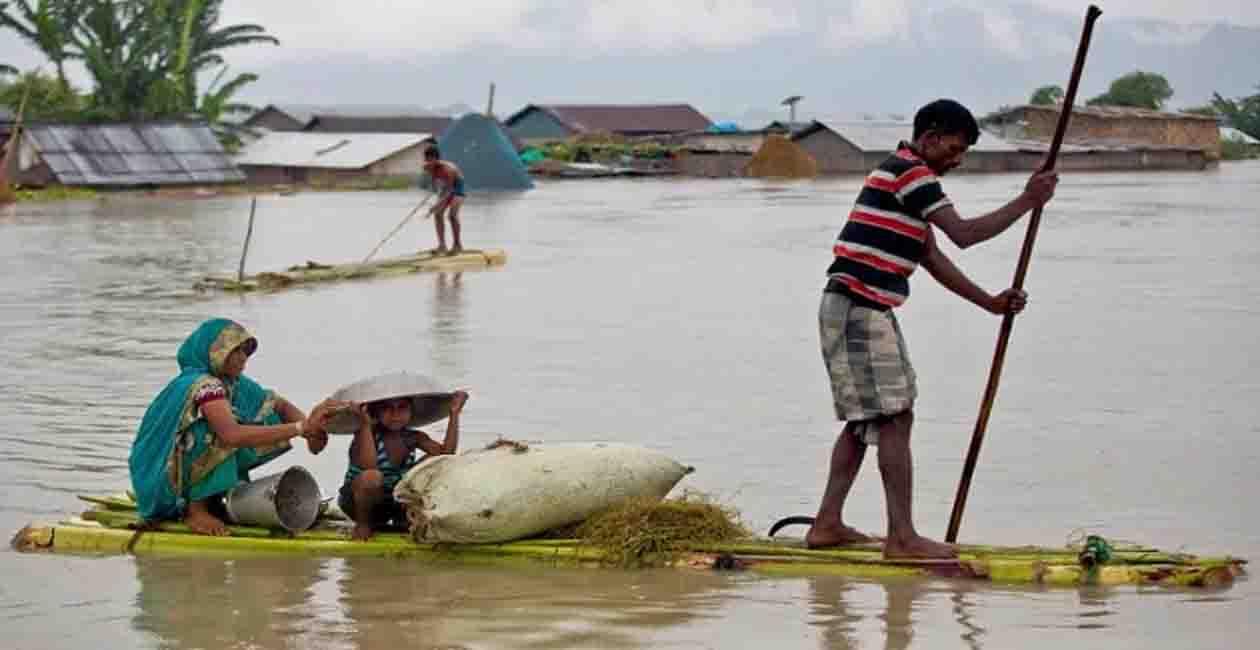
(194, 248, 507, 293)
(10, 499, 1246, 588)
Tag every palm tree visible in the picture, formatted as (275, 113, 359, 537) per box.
(0, 0, 83, 89)
(168, 0, 277, 114)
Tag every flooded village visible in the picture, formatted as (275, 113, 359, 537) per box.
(0, 96, 1248, 199)
(4, 2, 1260, 650)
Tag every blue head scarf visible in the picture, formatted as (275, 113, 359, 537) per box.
(128, 319, 288, 521)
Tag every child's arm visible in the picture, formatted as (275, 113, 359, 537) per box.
(352, 403, 378, 470)
(417, 390, 468, 456)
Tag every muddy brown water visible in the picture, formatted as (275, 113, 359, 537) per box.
(2, 164, 1257, 649)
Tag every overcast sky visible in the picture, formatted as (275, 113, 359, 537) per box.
(217, 0, 1258, 63)
(1, 1, 1256, 116)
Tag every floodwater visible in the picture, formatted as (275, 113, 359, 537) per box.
(1, 162, 1257, 649)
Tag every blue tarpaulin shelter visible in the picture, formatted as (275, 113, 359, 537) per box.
(436, 113, 533, 191)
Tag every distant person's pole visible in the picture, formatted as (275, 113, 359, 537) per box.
(945, 5, 1103, 544)
(237, 197, 257, 283)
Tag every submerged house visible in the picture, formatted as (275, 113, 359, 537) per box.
(234, 131, 433, 185)
(791, 121, 1021, 174)
(505, 104, 713, 145)
(245, 104, 454, 139)
(984, 104, 1220, 167)
(435, 113, 533, 191)
(13, 122, 243, 187)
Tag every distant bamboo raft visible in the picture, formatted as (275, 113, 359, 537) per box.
(195, 248, 508, 292)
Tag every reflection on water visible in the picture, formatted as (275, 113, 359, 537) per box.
(3, 164, 1260, 649)
(129, 555, 735, 650)
(132, 556, 332, 649)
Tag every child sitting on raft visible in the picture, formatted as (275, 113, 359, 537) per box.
(340, 390, 469, 541)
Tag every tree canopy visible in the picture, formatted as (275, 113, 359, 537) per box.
(1211, 85, 1260, 140)
(1087, 71, 1174, 110)
(0, 0, 275, 125)
(0, 69, 83, 119)
(1029, 85, 1063, 106)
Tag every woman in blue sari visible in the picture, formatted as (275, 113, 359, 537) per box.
(129, 318, 342, 535)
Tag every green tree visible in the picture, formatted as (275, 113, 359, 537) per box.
(1181, 105, 1218, 117)
(1211, 85, 1260, 140)
(1087, 71, 1174, 110)
(0, 0, 276, 128)
(0, 1, 84, 89)
(0, 63, 16, 77)
(0, 69, 82, 119)
(1029, 85, 1063, 106)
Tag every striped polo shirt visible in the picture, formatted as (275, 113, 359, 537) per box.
(825, 143, 952, 308)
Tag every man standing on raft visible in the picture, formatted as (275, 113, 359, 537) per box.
(422, 146, 466, 255)
(805, 99, 1058, 558)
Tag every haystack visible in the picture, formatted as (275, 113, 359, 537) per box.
(743, 134, 817, 179)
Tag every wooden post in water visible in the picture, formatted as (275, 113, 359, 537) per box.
(237, 197, 257, 283)
(945, 5, 1103, 544)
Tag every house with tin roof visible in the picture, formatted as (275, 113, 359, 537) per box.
(243, 104, 457, 143)
(984, 104, 1221, 160)
(234, 131, 434, 185)
(789, 121, 1023, 174)
(13, 121, 243, 187)
(504, 104, 712, 145)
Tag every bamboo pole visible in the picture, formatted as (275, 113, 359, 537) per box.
(15, 519, 1242, 587)
(236, 197, 257, 282)
(0, 71, 36, 204)
(361, 192, 437, 264)
(945, 5, 1104, 543)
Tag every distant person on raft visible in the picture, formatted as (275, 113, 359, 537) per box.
(340, 390, 469, 541)
(422, 146, 466, 255)
(807, 99, 1058, 558)
(128, 319, 343, 536)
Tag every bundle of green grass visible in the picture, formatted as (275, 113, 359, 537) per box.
(565, 493, 749, 567)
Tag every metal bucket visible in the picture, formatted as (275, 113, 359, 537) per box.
(223, 466, 322, 532)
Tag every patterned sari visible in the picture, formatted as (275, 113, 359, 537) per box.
(128, 319, 291, 522)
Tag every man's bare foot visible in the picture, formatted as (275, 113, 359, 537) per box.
(449, 245, 463, 256)
(184, 501, 230, 536)
(429, 245, 448, 256)
(805, 522, 879, 548)
(351, 523, 375, 542)
(882, 534, 957, 559)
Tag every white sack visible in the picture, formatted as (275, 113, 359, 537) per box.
(393, 442, 693, 544)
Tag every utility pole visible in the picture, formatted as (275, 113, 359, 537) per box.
(781, 95, 803, 125)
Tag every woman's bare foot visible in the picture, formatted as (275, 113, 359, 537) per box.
(883, 534, 957, 559)
(351, 523, 375, 542)
(805, 522, 879, 548)
(184, 500, 230, 536)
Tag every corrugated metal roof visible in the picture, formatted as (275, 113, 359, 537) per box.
(23, 122, 244, 186)
(1001, 137, 1206, 153)
(999, 104, 1219, 122)
(795, 121, 1019, 152)
(505, 104, 712, 134)
(267, 104, 441, 126)
(234, 131, 432, 169)
(1221, 127, 1260, 145)
(305, 115, 453, 135)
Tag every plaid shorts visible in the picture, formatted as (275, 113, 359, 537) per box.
(819, 291, 917, 444)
